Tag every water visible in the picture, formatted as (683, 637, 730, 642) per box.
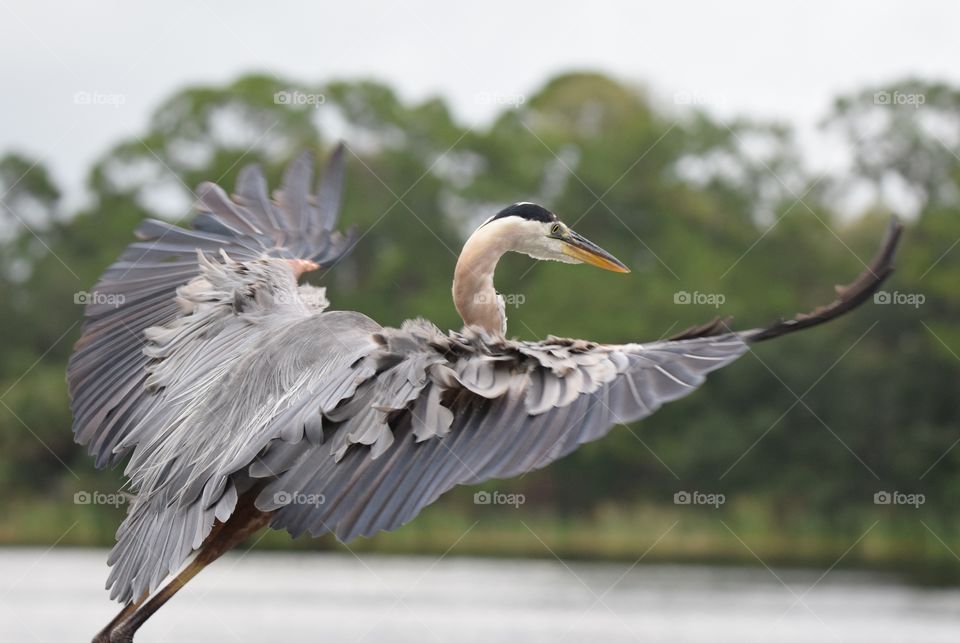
(1, 548, 958, 642)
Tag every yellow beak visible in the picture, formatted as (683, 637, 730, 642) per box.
(560, 229, 630, 273)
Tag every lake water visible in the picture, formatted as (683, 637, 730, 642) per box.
(1, 548, 958, 642)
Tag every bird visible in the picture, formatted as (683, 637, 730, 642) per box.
(68, 144, 902, 642)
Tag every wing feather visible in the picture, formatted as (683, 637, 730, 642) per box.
(69, 146, 356, 468)
(70, 148, 360, 603)
(252, 331, 749, 545)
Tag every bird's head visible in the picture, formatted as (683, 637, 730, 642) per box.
(479, 202, 629, 273)
(453, 202, 629, 333)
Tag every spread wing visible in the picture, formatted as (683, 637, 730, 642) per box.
(68, 146, 356, 468)
(250, 324, 751, 543)
(67, 147, 361, 604)
(249, 216, 901, 545)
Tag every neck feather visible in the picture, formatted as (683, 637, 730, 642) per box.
(452, 223, 512, 335)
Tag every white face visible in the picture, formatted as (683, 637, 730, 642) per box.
(477, 216, 579, 264)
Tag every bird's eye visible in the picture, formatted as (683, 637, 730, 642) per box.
(551, 223, 562, 235)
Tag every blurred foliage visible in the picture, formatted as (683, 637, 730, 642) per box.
(0, 72, 958, 577)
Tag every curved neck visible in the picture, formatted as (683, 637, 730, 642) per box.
(452, 224, 512, 335)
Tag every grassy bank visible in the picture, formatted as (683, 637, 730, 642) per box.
(3, 491, 957, 585)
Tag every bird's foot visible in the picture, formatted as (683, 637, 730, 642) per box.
(90, 622, 134, 643)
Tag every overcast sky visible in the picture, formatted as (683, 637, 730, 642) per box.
(1, 0, 957, 208)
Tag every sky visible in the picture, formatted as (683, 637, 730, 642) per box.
(0, 0, 957, 210)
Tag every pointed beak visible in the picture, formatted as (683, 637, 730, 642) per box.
(559, 229, 630, 273)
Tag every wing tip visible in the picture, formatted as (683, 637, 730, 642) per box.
(747, 215, 903, 342)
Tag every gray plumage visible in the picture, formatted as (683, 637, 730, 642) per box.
(67, 145, 901, 606)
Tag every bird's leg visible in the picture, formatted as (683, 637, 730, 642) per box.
(92, 600, 141, 643)
(100, 495, 271, 643)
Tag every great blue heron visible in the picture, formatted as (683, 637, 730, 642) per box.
(69, 144, 902, 642)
